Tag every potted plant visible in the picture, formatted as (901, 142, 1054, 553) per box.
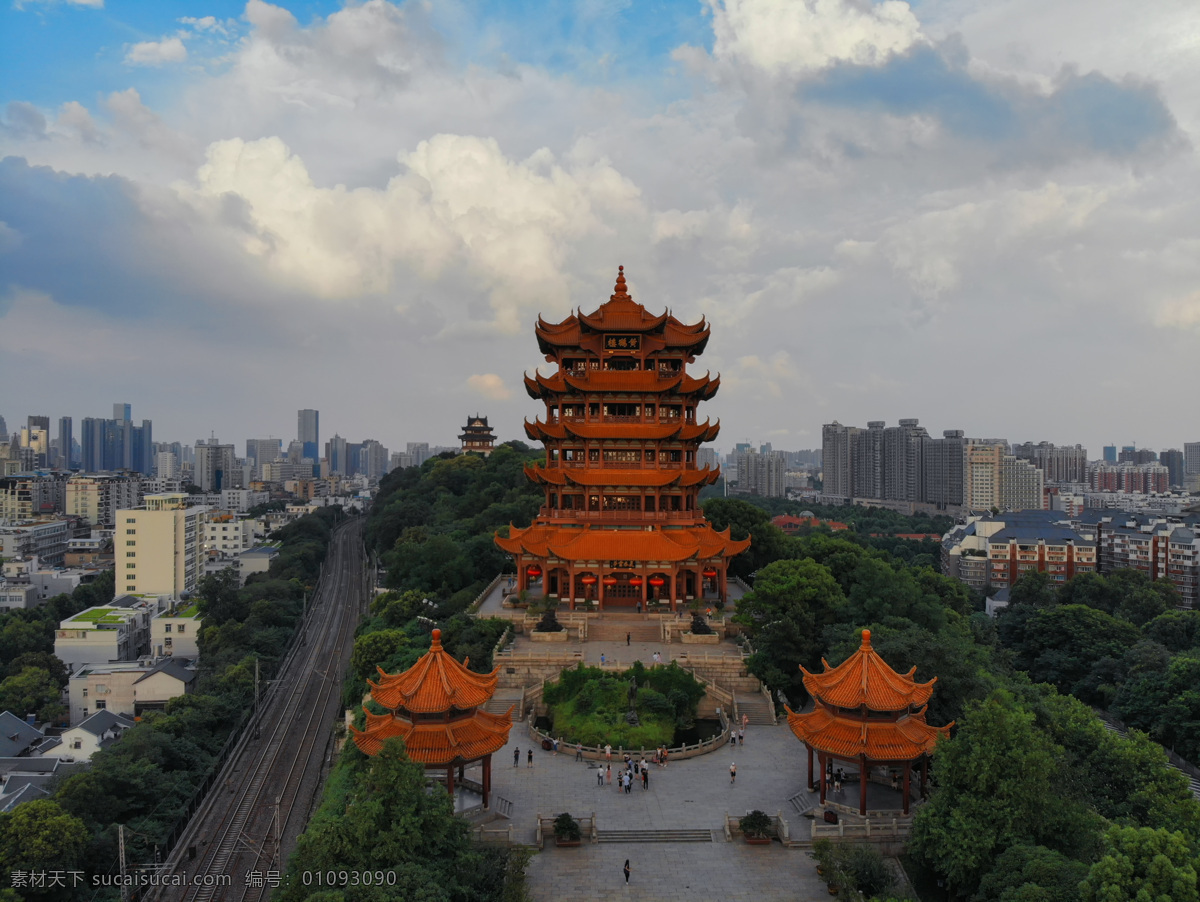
(739, 810, 773, 844)
(812, 838, 834, 876)
(553, 812, 582, 847)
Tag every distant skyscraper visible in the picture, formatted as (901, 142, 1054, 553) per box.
(1184, 443, 1200, 477)
(195, 441, 238, 492)
(327, 434, 348, 475)
(113, 403, 131, 423)
(1102, 445, 1117, 464)
(27, 415, 50, 433)
(1161, 449, 1185, 487)
(0, 416, 7, 439)
(58, 417, 73, 469)
(297, 409, 319, 461)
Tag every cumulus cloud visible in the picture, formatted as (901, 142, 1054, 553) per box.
(125, 37, 188, 67)
(178, 133, 643, 330)
(467, 374, 512, 400)
(705, 0, 923, 78)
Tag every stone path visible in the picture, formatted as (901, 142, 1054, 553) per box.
(492, 720, 833, 901)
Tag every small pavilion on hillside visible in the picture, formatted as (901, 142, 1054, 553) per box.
(785, 629, 952, 816)
(349, 629, 513, 809)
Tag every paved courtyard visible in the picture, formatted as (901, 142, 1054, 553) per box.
(490, 719, 834, 901)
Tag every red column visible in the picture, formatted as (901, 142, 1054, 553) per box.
(819, 753, 827, 805)
(902, 761, 911, 815)
(859, 756, 868, 816)
(482, 754, 491, 809)
(447, 765, 455, 798)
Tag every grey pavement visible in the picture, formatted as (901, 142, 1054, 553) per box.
(492, 720, 833, 901)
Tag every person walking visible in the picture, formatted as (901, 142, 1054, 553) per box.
(598, 768, 604, 786)
(626, 632, 631, 646)
(623, 860, 631, 884)
(730, 761, 737, 784)
(605, 744, 612, 761)
(553, 737, 560, 755)
(738, 729, 744, 746)
(636, 600, 642, 614)
(606, 764, 612, 785)
(642, 768, 648, 790)
(600, 652, 606, 666)
(576, 742, 583, 761)
(513, 747, 519, 767)
(527, 748, 533, 768)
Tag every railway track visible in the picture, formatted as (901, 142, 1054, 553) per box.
(146, 518, 369, 902)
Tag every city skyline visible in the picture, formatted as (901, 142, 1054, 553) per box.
(2, 1, 1198, 454)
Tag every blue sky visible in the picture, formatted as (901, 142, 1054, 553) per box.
(1, 0, 1198, 453)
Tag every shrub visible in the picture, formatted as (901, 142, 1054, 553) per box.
(553, 812, 581, 842)
(739, 810, 772, 839)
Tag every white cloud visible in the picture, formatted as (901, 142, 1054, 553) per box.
(178, 133, 643, 331)
(467, 374, 512, 400)
(1154, 290, 1200, 331)
(125, 37, 188, 67)
(705, 0, 924, 78)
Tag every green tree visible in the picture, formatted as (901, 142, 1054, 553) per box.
(910, 691, 1103, 897)
(5, 651, 68, 687)
(0, 800, 89, 900)
(1143, 610, 1200, 654)
(351, 630, 410, 683)
(1079, 826, 1200, 902)
(700, 497, 791, 578)
(0, 667, 65, 722)
(196, 566, 247, 625)
(734, 558, 845, 699)
(974, 844, 1088, 902)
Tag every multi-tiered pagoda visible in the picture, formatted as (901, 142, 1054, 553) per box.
(350, 629, 512, 808)
(495, 266, 749, 611)
(786, 629, 952, 815)
(459, 415, 497, 456)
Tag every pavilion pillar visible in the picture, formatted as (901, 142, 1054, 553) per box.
(818, 753, 827, 805)
(567, 566, 575, 611)
(859, 756, 868, 816)
(902, 761, 911, 815)
(720, 567, 728, 604)
(807, 745, 814, 791)
(482, 754, 491, 808)
(446, 765, 455, 798)
(669, 570, 678, 612)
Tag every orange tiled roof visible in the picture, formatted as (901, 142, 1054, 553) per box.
(524, 371, 719, 400)
(367, 629, 499, 714)
(524, 419, 719, 443)
(534, 268, 711, 353)
(496, 523, 751, 564)
(350, 705, 513, 764)
(525, 465, 719, 488)
(800, 630, 936, 711)
(784, 703, 950, 761)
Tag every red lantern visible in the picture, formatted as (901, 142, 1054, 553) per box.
(648, 576, 666, 588)
(580, 575, 598, 586)
(527, 565, 543, 579)
(602, 575, 618, 587)
(630, 576, 643, 588)
(702, 568, 718, 579)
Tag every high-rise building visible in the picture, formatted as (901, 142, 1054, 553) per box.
(326, 434, 348, 475)
(113, 403, 131, 424)
(1184, 443, 1200, 477)
(1000, 454, 1044, 510)
(246, 439, 282, 478)
(115, 493, 207, 597)
(0, 416, 7, 440)
(882, 419, 928, 502)
(1161, 449, 1185, 488)
(922, 430, 965, 508)
(821, 422, 856, 501)
(735, 449, 786, 497)
(965, 441, 1006, 511)
(57, 417, 73, 469)
(297, 409, 319, 461)
(1103, 445, 1117, 464)
(360, 439, 390, 480)
(1012, 442, 1089, 484)
(194, 441, 238, 492)
(67, 474, 142, 527)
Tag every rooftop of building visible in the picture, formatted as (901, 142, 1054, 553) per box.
(987, 524, 1094, 545)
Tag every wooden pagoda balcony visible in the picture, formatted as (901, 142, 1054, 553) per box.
(543, 509, 698, 521)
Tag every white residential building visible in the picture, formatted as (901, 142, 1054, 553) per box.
(115, 493, 207, 597)
(66, 474, 142, 528)
(68, 659, 196, 725)
(0, 520, 70, 566)
(54, 596, 166, 670)
(151, 603, 202, 658)
(59, 711, 136, 761)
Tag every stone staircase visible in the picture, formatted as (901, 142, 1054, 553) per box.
(597, 828, 713, 843)
(483, 689, 524, 717)
(736, 691, 776, 725)
(491, 795, 514, 818)
(586, 620, 662, 643)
